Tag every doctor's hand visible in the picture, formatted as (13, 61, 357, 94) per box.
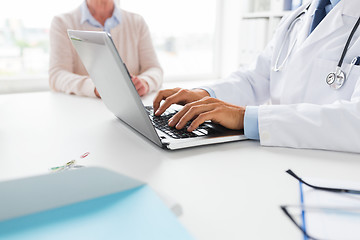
(132, 75, 149, 97)
(153, 88, 210, 116)
(167, 97, 245, 132)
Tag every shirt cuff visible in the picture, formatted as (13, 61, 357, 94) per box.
(244, 106, 260, 140)
(197, 87, 217, 98)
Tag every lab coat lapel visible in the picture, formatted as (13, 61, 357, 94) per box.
(300, 0, 346, 50)
(279, 3, 311, 38)
(294, 1, 315, 48)
(273, 2, 312, 58)
(341, 0, 360, 19)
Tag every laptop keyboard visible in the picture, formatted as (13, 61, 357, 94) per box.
(145, 106, 218, 139)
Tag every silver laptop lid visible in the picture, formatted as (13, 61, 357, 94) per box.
(67, 30, 162, 147)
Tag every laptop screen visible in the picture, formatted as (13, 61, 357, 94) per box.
(68, 30, 162, 147)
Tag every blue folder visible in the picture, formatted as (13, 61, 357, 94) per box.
(0, 167, 193, 240)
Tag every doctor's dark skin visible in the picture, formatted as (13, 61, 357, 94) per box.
(153, 88, 246, 132)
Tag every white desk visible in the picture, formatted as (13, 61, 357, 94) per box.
(1, 91, 360, 240)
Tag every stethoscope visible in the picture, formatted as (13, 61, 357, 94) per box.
(273, 3, 360, 90)
(326, 17, 360, 89)
(273, 5, 310, 72)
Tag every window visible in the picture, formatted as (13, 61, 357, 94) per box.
(0, 0, 220, 93)
(0, 0, 83, 92)
(120, 0, 219, 80)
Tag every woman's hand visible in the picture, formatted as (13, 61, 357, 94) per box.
(94, 88, 101, 98)
(132, 75, 149, 97)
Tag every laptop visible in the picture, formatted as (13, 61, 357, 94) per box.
(68, 30, 247, 150)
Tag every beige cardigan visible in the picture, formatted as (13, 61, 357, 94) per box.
(49, 6, 163, 97)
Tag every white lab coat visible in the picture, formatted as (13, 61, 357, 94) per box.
(208, 0, 360, 153)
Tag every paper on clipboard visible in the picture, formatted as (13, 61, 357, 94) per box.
(300, 179, 360, 240)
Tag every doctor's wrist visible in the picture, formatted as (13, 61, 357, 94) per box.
(192, 89, 211, 99)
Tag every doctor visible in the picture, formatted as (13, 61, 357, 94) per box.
(153, 0, 360, 153)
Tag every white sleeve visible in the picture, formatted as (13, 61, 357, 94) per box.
(208, 40, 273, 106)
(204, 12, 295, 106)
(259, 89, 360, 153)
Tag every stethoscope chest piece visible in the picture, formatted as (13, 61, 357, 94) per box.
(326, 68, 345, 90)
(325, 16, 360, 90)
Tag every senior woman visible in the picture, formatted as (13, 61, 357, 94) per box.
(49, 0, 163, 97)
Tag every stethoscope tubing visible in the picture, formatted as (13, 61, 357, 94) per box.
(273, 18, 301, 72)
(274, 2, 360, 90)
(273, 4, 310, 72)
(337, 17, 360, 68)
